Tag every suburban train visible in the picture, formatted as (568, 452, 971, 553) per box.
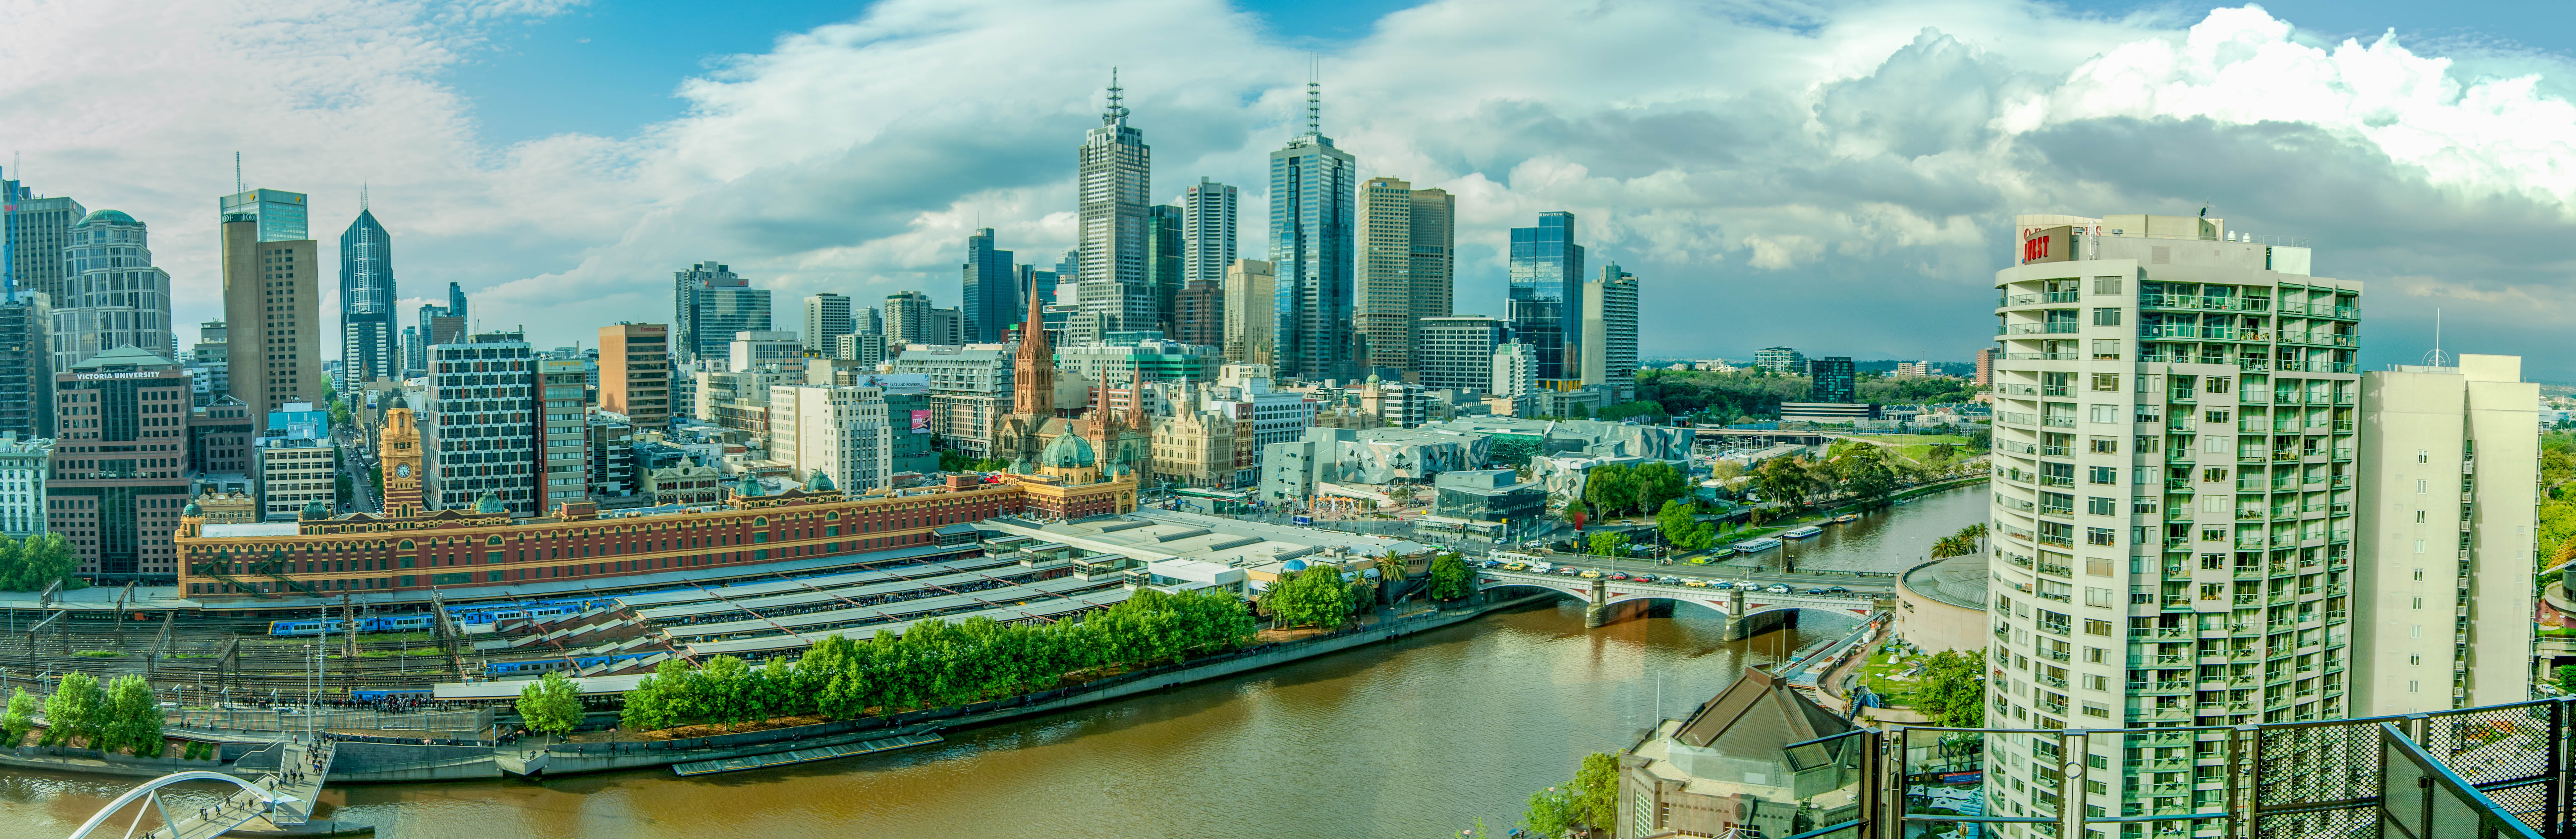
(266, 614, 439, 637)
(482, 651, 660, 678)
(442, 597, 623, 626)
(347, 688, 434, 702)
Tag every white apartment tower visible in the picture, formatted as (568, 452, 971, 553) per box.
(769, 384, 893, 491)
(1180, 178, 1237, 286)
(1580, 263, 1638, 402)
(2353, 354, 2536, 715)
(803, 293, 854, 353)
(539, 358, 591, 505)
(1986, 212, 2360, 827)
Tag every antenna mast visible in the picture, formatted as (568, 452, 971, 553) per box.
(1306, 55, 1321, 135)
(2423, 309, 2449, 367)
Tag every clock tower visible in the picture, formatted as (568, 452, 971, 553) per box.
(380, 406, 424, 517)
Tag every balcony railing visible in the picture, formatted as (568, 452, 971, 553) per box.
(2002, 322, 2085, 335)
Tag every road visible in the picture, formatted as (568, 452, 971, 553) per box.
(1476, 553, 1897, 594)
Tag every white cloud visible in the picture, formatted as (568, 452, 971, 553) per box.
(14, 0, 2576, 374)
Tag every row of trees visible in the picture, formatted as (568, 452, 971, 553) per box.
(1259, 564, 1356, 630)
(1930, 524, 1988, 561)
(1, 674, 164, 754)
(616, 588, 1258, 732)
(1750, 442, 1903, 511)
(1567, 461, 1692, 523)
(0, 533, 83, 592)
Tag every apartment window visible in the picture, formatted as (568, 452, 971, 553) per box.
(2413, 568, 2425, 581)
(2414, 539, 2426, 553)
(2202, 467, 2228, 483)
(2204, 409, 2230, 424)
(2417, 449, 2430, 464)
(2091, 339, 2121, 360)
(2088, 466, 2116, 485)
(2085, 647, 2105, 663)
(2083, 704, 2110, 719)
(2090, 373, 2120, 392)
(2134, 435, 2160, 453)
(2086, 527, 2116, 546)
(2089, 404, 2119, 424)
(2083, 619, 2113, 636)
(2088, 496, 2117, 516)
(2094, 277, 2123, 295)
(2135, 404, 2161, 423)
(2409, 680, 2420, 693)
(2410, 625, 2423, 639)
(2412, 597, 2423, 610)
(2410, 655, 2422, 665)
(2086, 556, 2114, 576)
(2132, 499, 2159, 515)
(2204, 435, 2231, 453)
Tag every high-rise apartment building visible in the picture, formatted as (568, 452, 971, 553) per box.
(48, 347, 194, 583)
(729, 330, 804, 372)
(962, 229, 1016, 344)
(884, 290, 934, 345)
(833, 333, 887, 369)
(1491, 343, 1538, 400)
(189, 320, 227, 405)
(255, 402, 330, 521)
(1221, 259, 1274, 366)
(1417, 316, 1505, 392)
(673, 261, 769, 362)
(1147, 204, 1184, 338)
(1976, 347, 1995, 387)
(423, 331, 536, 514)
(1986, 212, 2358, 823)
(1268, 83, 1358, 382)
(1075, 76, 1155, 343)
(1807, 356, 1855, 403)
(804, 292, 854, 353)
(1752, 346, 1805, 375)
(0, 293, 50, 437)
(2354, 354, 2535, 714)
(539, 358, 591, 506)
(1580, 263, 1638, 402)
(770, 383, 893, 491)
(1180, 178, 1237, 287)
(220, 189, 319, 432)
(338, 205, 397, 392)
(598, 323, 672, 429)
(1508, 211, 1582, 382)
(54, 209, 175, 371)
(1354, 177, 1455, 376)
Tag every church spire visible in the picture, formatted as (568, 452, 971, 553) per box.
(1013, 285, 1054, 419)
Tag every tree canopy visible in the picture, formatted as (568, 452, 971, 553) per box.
(0, 534, 84, 592)
(518, 672, 586, 735)
(1427, 552, 1473, 601)
(1657, 500, 1716, 551)
(1263, 565, 1353, 630)
(1914, 649, 1987, 727)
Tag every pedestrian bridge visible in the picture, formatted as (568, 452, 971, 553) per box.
(1476, 569, 1881, 638)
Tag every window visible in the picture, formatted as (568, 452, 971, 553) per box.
(2083, 619, 2113, 636)
(2089, 404, 2119, 424)
(2202, 467, 2228, 483)
(2412, 597, 2423, 609)
(2418, 449, 2430, 464)
(2410, 625, 2423, 639)
(2085, 647, 2105, 663)
(2089, 466, 2117, 485)
(2094, 277, 2123, 295)
(2204, 409, 2230, 424)
(2086, 556, 2114, 576)
(2088, 496, 2117, 516)
(2083, 704, 2110, 719)
(2205, 376, 2232, 394)
(2091, 373, 2120, 392)
(2134, 435, 2160, 453)
(2413, 568, 2425, 581)
(2410, 655, 2422, 665)
(2204, 435, 2230, 453)
(2091, 339, 2121, 360)
(2086, 527, 2115, 546)
(2416, 479, 2428, 494)
(2135, 404, 2161, 423)
(2092, 308, 2122, 326)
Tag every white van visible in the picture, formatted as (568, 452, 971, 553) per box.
(1527, 561, 1554, 573)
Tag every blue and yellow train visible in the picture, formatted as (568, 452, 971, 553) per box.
(267, 614, 439, 637)
(483, 651, 660, 678)
(347, 688, 434, 702)
(442, 597, 622, 627)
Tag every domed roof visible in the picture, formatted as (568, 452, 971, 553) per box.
(78, 209, 137, 226)
(735, 474, 766, 497)
(474, 492, 507, 514)
(803, 471, 836, 492)
(182, 501, 203, 517)
(300, 501, 329, 520)
(1040, 433, 1096, 468)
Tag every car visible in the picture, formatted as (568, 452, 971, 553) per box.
(1711, 580, 1734, 589)
(1806, 588, 1828, 595)
(1766, 584, 1792, 593)
(1502, 563, 1527, 571)
(1557, 567, 1582, 576)
(1683, 578, 1710, 588)
(1827, 586, 1850, 593)
(1579, 569, 1602, 579)
(1659, 576, 1685, 585)
(1604, 572, 1629, 581)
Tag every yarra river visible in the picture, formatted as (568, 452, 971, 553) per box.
(0, 484, 1984, 838)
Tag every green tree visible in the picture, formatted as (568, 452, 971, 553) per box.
(1588, 531, 1629, 558)
(101, 674, 162, 756)
(1582, 463, 1635, 518)
(1629, 461, 1688, 515)
(2, 687, 36, 747)
(619, 658, 689, 731)
(1657, 500, 1715, 551)
(2558, 665, 2576, 694)
(1521, 785, 1580, 839)
(43, 672, 105, 747)
(1427, 552, 1473, 601)
(517, 672, 585, 736)
(1262, 565, 1351, 630)
(1571, 752, 1620, 831)
(1914, 649, 1988, 726)
(1753, 456, 1818, 510)
(1830, 443, 1899, 503)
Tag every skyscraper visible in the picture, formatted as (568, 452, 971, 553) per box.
(884, 290, 934, 345)
(53, 209, 175, 371)
(1147, 204, 1183, 337)
(1354, 177, 1454, 376)
(804, 292, 854, 353)
(599, 322, 671, 429)
(1581, 263, 1638, 402)
(1507, 211, 1582, 382)
(673, 261, 769, 362)
(3, 167, 85, 304)
(1173, 278, 1224, 349)
(1417, 316, 1506, 392)
(338, 201, 397, 391)
(539, 358, 591, 506)
(1075, 73, 1154, 343)
(1181, 178, 1237, 286)
(49, 347, 193, 583)
(1268, 80, 1358, 381)
(423, 330, 536, 514)
(1986, 212, 2358, 820)
(1221, 259, 1274, 366)
(962, 229, 1016, 343)
(0, 292, 51, 438)
(1806, 356, 1854, 403)
(221, 188, 319, 431)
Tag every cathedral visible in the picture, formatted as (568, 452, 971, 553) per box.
(993, 290, 1153, 484)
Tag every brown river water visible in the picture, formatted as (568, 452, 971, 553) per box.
(0, 484, 1981, 838)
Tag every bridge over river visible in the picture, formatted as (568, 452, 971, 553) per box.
(1475, 568, 1885, 637)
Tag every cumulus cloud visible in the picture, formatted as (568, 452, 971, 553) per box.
(12, 0, 2576, 375)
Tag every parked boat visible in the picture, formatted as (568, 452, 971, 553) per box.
(1734, 537, 1784, 552)
(1832, 514, 1861, 524)
(1782, 526, 1825, 539)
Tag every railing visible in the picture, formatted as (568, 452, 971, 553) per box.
(2001, 322, 2085, 335)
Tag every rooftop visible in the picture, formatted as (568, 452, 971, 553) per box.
(1900, 553, 1989, 611)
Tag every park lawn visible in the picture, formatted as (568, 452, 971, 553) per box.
(1858, 647, 1927, 708)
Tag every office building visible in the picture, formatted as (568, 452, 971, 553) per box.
(1222, 258, 1274, 366)
(728, 330, 804, 372)
(188, 320, 227, 406)
(924, 307, 965, 346)
(884, 291, 934, 345)
(3, 171, 85, 304)
(338, 204, 398, 393)
(1207, 364, 1313, 448)
(423, 331, 537, 514)
(48, 347, 194, 583)
(694, 366, 801, 434)
(1492, 343, 1538, 399)
(803, 292, 854, 354)
(1507, 211, 1582, 382)
(1806, 357, 1855, 404)
(857, 305, 882, 336)
(0, 433, 48, 537)
(1976, 347, 1995, 387)
(674, 261, 770, 362)
(0, 292, 51, 437)
(1148, 204, 1184, 337)
(1180, 178, 1236, 288)
(1581, 263, 1639, 402)
(1074, 75, 1156, 343)
(538, 358, 592, 506)
(1172, 279, 1223, 348)
(1267, 82, 1358, 382)
(833, 333, 887, 368)
(220, 188, 319, 431)
(1985, 212, 2357, 822)
(598, 323, 672, 429)
(53, 209, 176, 371)
(771, 383, 894, 491)
(410, 283, 467, 377)
(2354, 354, 2536, 714)
(1753, 346, 1805, 375)
(189, 396, 255, 483)
(1417, 316, 1506, 392)
(1056, 337, 1218, 385)
(1354, 177, 1455, 376)
(255, 402, 331, 521)
(585, 409, 639, 503)
(962, 230, 1016, 344)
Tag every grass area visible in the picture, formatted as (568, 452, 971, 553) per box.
(167, 653, 215, 659)
(356, 648, 443, 657)
(1857, 646, 1929, 708)
(1869, 434, 1971, 446)
(73, 650, 126, 658)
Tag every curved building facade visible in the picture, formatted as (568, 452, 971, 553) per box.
(53, 209, 175, 370)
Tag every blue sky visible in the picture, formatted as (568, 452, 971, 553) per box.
(14, 0, 2576, 376)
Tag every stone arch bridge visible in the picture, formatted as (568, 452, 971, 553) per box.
(1476, 569, 1884, 639)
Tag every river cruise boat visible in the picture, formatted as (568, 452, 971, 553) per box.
(1733, 537, 1783, 552)
(1781, 526, 1825, 539)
